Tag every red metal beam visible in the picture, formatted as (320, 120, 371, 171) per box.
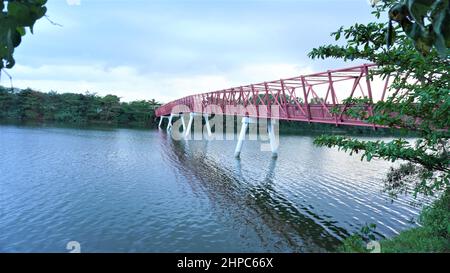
(155, 64, 390, 128)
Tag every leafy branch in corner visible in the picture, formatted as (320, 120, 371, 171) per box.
(0, 0, 47, 70)
(309, 0, 449, 198)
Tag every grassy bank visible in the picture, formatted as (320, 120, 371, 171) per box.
(340, 190, 450, 253)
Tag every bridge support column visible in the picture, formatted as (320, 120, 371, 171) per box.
(158, 116, 164, 129)
(267, 119, 279, 158)
(181, 114, 187, 134)
(185, 113, 196, 138)
(167, 114, 173, 132)
(203, 114, 212, 137)
(234, 117, 256, 158)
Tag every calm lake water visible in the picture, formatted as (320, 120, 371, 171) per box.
(0, 125, 427, 252)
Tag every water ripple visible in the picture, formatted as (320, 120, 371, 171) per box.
(0, 126, 428, 252)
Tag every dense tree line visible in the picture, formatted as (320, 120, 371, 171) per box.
(0, 86, 160, 128)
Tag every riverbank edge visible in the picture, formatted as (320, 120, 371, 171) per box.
(339, 190, 450, 253)
(0, 118, 417, 138)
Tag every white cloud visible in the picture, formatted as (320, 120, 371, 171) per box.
(6, 63, 313, 103)
(6, 63, 390, 104)
(66, 0, 81, 6)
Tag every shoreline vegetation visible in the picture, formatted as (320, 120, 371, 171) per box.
(0, 86, 161, 129)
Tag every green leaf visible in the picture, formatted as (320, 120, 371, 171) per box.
(11, 29, 21, 47)
(0, 0, 48, 69)
(407, 0, 435, 26)
(386, 20, 395, 48)
(7, 2, 31, 24)
(36, 0, 48, 5)
(16, 26, 26, 36)
(431, 1, 450, 57)
(335, 31, 341, 41)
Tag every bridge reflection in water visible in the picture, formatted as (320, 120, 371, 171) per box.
(156, 129, 426, 252)
(160, 132, 357, 252)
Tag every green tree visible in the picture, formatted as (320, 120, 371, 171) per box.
(16, 88, 44, 121)
(0, 85, 14, 118)
(0, 86, 160, 128)
(308, 0, 449, 197)
(386, 0, 450, 57)
(310, 97, 324, 104)
(99, 94, 121, 124)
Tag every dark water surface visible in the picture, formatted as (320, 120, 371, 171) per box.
(0, 125, 426, 252)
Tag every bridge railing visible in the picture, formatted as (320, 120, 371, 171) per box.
(155, 63, 390, 127)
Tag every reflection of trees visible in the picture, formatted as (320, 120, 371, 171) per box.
(159, 136, 343, 252)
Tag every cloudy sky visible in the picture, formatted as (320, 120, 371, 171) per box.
(5, 0, 380, 103)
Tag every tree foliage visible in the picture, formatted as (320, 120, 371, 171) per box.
(0, 86, 161, 128)
(387, 0, 450, 57)
(309, 0, 449, 197)
(0, 0, 47, 70)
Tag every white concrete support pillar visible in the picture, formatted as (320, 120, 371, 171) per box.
(267, 119, 279, 158)
(158, 116, 163, 128)
(181, 114, 187, 134)
(185, 113, 195, 138)
(167, 114, 173, 132)
(234, 117, 250, 158)
(158, 116, 162, 128)
(203, 114, 212, 137)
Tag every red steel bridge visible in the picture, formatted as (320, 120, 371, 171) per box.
(155, 63, 391, 157)
(155, 63, 390, 127)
